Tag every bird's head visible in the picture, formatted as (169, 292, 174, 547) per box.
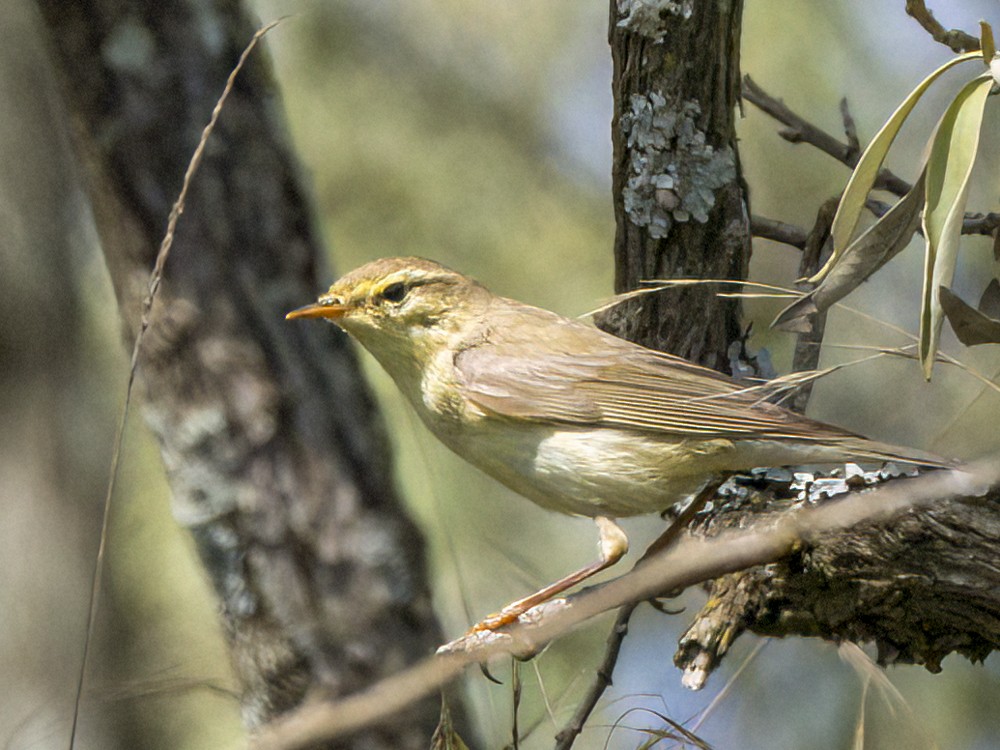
(286, 257, 491, 370)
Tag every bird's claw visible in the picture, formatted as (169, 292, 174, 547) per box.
(436, 627, 512, 656)
(470, 606, 523, 633)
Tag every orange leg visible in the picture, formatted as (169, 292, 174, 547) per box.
(471, 516, 629, 633)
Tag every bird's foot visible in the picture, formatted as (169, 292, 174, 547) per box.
(470, 605, 525, 634)
(437, 626, 512, 656)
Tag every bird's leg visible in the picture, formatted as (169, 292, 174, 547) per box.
(470, 516, 629, 633)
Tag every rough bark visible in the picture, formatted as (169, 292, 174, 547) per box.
(601, 0, 1000, 689)
(598, 0, 750, 371)
(34, 1, 447, 746)
(675, 468, 1000, 687)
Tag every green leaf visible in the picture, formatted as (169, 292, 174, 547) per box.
(810, 50, 982, 284)
(919, 73, 994, 378)
(980, 21, 996, 65)
(940, 285, 1000, 346)
(773, 170, 926, 332)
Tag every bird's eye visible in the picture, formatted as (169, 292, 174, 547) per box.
(380, 282, 408, 304)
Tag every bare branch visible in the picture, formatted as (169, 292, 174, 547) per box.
(751, 215, 808, 249)
(788, 197, 839, 412)
(743, 76, 1000, 238)
(839, 97, 861, 163)
(552, 483, 715, 750)
(742, 76, 911, 196)
(904, 0, 981, 53)
(963, 212, 1000, 237)
(552, 605, 636, 750)
(253, 460, 997, 750)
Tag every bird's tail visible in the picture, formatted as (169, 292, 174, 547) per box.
(829, 437, 954, 470)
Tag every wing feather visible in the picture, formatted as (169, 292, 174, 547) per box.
(454, 301, 860, 444)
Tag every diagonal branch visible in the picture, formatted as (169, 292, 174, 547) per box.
(751, 215, 808, 249)
(743, 76, 1000, 238)
(253, 459, 999, 750)
(904, 0, 980, 54)
(742, 75, 911, 196)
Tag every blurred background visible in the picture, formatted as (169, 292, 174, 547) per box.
(2, 1, 999, 748)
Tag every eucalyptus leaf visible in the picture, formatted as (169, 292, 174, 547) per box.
(919, 74, 993, 378)
(811, 50, 982, 285)
(773, 171, 926, 332)
(940, 285, 1000, 345)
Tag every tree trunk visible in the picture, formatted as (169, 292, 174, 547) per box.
(602, 0, 1000, 691)
(599, 0, 750, 370)
(34, 1, 448, 746)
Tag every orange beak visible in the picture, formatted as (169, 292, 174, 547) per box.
(285, 301, 350, 321)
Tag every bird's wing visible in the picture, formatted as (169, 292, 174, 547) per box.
(453, 304, 858, 444)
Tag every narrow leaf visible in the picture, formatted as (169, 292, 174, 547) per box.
(773, 170, 926, 332)
(981, 21, 996, 65)
(811, 50, 982, 284)
(940, 286, 1000, 345)
(919, 74, 993, 378)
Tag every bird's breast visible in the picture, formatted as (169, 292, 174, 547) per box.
(421, 414, 725, 518)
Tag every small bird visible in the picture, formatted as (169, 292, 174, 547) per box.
(287, 257, 945, 630)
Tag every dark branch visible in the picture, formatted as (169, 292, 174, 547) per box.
(552, 479, 716, 749)
(839, 97, 861, 164)
(741, 75, 911, 196)
(743, 75, 1000, 238)
(751, 215, 808, 249)
(553, 604, 636, 750)
(904, 0, 981, 53)
(254, 460, 1000, 750)
(675, 462, 1000, 689)
(788, 197, 839, 413)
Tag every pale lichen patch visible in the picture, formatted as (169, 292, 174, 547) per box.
(616, 0, 695, 40)
(621, 92, 735, 238)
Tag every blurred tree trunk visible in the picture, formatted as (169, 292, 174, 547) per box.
(34, 1, 448, 747)
(0, 3, 145, 747)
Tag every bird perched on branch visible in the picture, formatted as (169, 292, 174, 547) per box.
(287, 257, 945, 631)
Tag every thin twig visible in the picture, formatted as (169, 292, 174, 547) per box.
(743, 76, 1000, 238)
(839, 97, 861, 164)
(742, 75, 911, 197)
(510, 657, 521, 750)
(552, 484, 718, 749)
(751, 214, 808, 249)
(904, 0, 980, 53)
(252, 458, 998, 750)
(66, 19, 284, 750)
(789, 197, 839, 413)
(553, 605, 636, 750)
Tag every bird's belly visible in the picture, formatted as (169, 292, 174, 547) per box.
(431, 420, 726, 518)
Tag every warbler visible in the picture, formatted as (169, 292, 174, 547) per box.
(287, 257, 944, 629)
